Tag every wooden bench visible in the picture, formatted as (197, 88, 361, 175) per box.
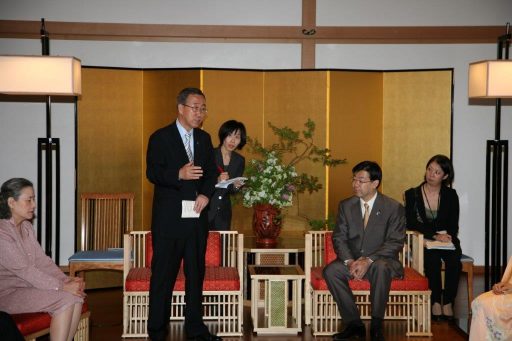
(12, 304, 90, 341)
(69, 248, 124, 277)
(122, 231, 244, 338)
(304, 230, 432, 337)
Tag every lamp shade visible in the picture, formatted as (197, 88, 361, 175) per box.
(0, 55, 81, 96)
(468, 60, 512, 98)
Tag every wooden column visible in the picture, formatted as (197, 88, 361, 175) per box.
(301, 0, 316, 69)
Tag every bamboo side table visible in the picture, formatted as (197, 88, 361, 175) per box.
(248, 265, 305, 335)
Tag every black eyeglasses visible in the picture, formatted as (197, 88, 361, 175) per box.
(352, 177, 372, 184)
(182, 104, 208, 114)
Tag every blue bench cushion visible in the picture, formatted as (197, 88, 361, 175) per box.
(461, 254, 474, 262)
(69, 249, 123, 262)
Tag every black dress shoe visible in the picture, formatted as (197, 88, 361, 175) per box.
(148, 328, 168, 341)
(333, 322, 366, 340)
(187, 333, 223, 341)
(370, 326, 385, 341)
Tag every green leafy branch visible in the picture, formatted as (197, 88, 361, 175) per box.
(247, 118, 346, 194)
(308, 215, 336, 231)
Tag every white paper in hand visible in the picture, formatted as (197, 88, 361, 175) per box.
(215, 177, 248, 189)
(424, 239, 456, 250)
(181, 200, 199, 218)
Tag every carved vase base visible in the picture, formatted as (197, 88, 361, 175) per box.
(252, 204, 281, 247)
(256, 237, 278, 247)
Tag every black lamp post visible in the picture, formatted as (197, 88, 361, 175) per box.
(468, 23, 512, 291)
(37, 18, 61, 263)
(0, 19, 81, 265)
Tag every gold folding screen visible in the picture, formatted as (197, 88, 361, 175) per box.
(329, 71, 384, 215)
(382, 71, 452, 202)
(78, 68, 452, 236)
(141, 70, 201, 230)
(78, 68, 143, 230)
(263, 71, 329, 233)
(202, 70, 264, 234)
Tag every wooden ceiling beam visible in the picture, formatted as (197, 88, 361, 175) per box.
(0, 20, 505, 44)
(0, 20, 303, 41)
(315, 26, 506, 43)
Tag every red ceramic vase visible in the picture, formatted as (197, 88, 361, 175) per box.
(252, 204, 282, 247)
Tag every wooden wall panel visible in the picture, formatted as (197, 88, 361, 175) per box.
(78, 68, 143, 232)
(329, 71, 383, 215)
(264, 71, 328, 234)
(382, 70, 452, 203)
(202, 70, 264, 235)
(142, 70, 200, 230)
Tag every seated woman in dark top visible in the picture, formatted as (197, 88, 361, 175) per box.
(404, 154, 462, 321)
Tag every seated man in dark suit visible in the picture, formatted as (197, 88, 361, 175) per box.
(323, 161, 406, 341)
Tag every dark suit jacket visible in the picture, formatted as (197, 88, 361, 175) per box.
(404, 184, 461, 251)
(332, 192, 406, 278)
(146, 121, 217, 238)
(208, 148, 245, 230)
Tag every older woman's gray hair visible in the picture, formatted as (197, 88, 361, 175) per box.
(0, 178, 33, 219)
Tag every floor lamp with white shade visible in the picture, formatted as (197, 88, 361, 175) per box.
(0, 55, 81, 264)
(468, 23, 512, 291)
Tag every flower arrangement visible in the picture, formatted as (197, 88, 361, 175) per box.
(242, 151, 298, 208)
(242, 119, 346, 209)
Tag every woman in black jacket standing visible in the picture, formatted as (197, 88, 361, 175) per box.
(208, 120, 246, 230)
(404, 154, 461, 321)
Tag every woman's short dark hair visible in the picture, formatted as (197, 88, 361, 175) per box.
(425, 154, 454, 187)
(352, 161, 382, 188)
(176, 87, 205, 105)
(218, 120, 247, 150)
(0, 178, 33, 219)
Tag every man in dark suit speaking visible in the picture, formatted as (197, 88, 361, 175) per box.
(146, 87, 220, 341)
(323, 161, 405, 341)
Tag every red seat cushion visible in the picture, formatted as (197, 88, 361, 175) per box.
(12, 302, 89, 336)
(316, 231, 428, 291)
(145, 232, 222, 267)
(145, 234, 153, 267)
(310, 266, 429, 291)
(324, 232, 336, 264)
(204, 232, 222, 266)
(125, 266, 240, 291)
(176, 266, 239, 291)
(125, 267, 152, 291)
(13, 312, 51, 336)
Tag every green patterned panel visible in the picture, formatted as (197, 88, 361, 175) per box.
(269, 280, 287, 327)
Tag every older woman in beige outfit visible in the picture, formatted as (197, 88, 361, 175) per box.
(469, 256, 512, 340)
(0, 178, 85, 341)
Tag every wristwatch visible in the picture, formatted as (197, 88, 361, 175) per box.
(343, 259, 352, 266)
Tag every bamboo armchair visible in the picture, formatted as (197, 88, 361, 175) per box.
(304, 230, 432, 337)
(122, 231, 244, 338)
